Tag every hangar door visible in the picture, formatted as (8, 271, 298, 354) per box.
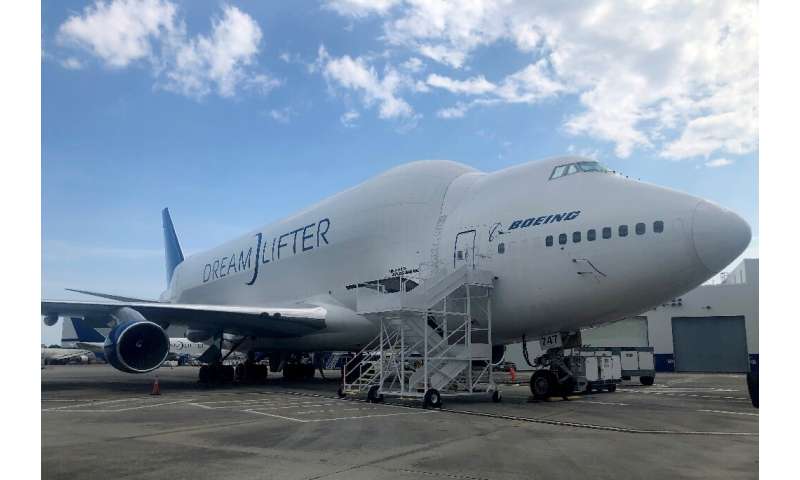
(671, 316, 749, 373)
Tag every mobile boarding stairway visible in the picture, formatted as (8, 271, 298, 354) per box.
(339, 266, 500, 408)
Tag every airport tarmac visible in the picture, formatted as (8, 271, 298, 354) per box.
(42, 365, 757, 480)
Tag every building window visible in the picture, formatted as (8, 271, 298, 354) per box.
(636, 222, 645, 235)
(587, 229, 596, 241)
(559, 233, 567, 245)
(545, 236, 553, 247)
(497, 243, 505, 254)
(602, 227, 612, 239)
(619, 225, 628, 237)
(573, 231, 581, 243)
(654, 220, 664, 233)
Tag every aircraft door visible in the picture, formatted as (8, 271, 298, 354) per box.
(453, 230, 477, 269)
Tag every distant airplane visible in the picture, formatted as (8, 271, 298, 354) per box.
(42, 157, 750, 395)
(41, 347, 94, 365)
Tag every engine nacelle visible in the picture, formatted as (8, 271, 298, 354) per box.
(104, 307, 169, 373)
(43, 314, 59, 327)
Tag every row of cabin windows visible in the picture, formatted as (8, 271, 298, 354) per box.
(544, 220, 664, 247)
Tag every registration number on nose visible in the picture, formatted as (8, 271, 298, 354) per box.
(539, 333, 562, 350)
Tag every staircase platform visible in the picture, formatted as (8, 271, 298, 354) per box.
(341, 266, 500, 407)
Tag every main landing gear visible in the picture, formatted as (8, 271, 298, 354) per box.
(282, 353, 317, 380)
(236, 351, 268, 385)
(198, 334, 267, 385)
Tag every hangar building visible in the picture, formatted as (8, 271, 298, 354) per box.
(506, 258, 758, 373)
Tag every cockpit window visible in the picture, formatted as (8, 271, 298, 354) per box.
(549, 164, 571, 179)
(550, 161, 609, 180)
(577, 161, 609, 173)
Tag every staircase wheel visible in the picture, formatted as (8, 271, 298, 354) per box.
(367, 385, 382, 403)
(491, 390, 502, 403)
(337, 387, 346, 398)
(640, 375, 655, 386)
(423, 388, 442, 409)
(607, 384, 617, 393)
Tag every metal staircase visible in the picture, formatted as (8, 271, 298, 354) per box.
(341, 266, 498, 406)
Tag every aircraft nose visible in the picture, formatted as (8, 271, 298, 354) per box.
(691, 200, 751, 275)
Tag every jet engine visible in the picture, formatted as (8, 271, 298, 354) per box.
(43, 314, 59, 326)
(104, 307, 169, 373)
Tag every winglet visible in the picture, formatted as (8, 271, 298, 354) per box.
(162, 208, 184, 285)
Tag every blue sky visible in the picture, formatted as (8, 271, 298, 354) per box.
(42, 1, 758, 343)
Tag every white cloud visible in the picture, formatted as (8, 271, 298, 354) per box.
(705, 158, 734, 168)
(325, 0, 759, 160)
(58, 0, 176, 68)
(340, 110, 360, 127)
(60, 57, 84, 70)
(268, 107, 294, 124)
(401, 57, 424, 73)
(494, 59, 565, 103)
(58, 1, 274, 99)
(426, 73, 495, 95)
(325, 0, 401, 18)
(317, 45, 414, 119)
(436, 102, 469, 119)
(163, 5, 264, 98)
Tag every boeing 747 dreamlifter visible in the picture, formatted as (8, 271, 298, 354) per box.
(42, 157, 750, 401)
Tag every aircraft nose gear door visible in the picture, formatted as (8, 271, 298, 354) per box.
(454, 230, 477, 269)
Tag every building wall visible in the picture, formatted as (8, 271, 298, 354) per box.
(504, 259, 758, 372)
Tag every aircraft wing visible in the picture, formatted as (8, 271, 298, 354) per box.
(42, 301, 327, 338)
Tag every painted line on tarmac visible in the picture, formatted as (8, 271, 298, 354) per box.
(698, 409, 759, 417)
(618, 390, 749, 401)
(44, 399, 195, 413)
(303, 411, 437, 423)
(43, 397, 144, 411)
(248, 388, 758, 435)
(576, 400, 630, 406)
(439, 408, 758, 436)
(243, 409, 307, 422)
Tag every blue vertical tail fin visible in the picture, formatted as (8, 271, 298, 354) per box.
(162, 208, 184, 285)
(63, 317, 106, 343)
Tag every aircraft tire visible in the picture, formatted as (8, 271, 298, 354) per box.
(530, 370, 553, 400)
(223, 365, 235, 384)
(198, 365, 211, 384)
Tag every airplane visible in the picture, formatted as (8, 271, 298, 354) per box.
(41, 346, 95, 365)
(41, 156, 751, 395)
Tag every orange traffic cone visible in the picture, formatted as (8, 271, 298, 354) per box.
(509, 367, 517, 383)
(150, 376, 161, 395)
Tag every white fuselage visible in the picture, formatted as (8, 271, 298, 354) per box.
(162, 157, 750, 352)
